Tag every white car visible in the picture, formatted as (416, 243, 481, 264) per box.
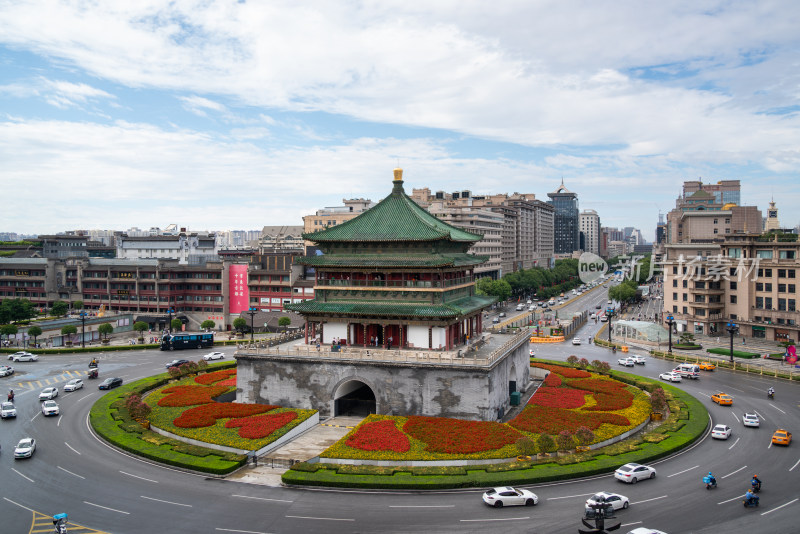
(41, 400, 60, 416)
(202, 351, 225, 361)
(586, 491, 629, 511)
(529, 349, 536, 357)
(629, 355, 646, 365)
(0, 365, 14, 377)
(39, 387, 59, 400)
(742, 413, 760, 428)
(572, 338, 582, 345)
(482, 486, 538, 507)
(618, 357, 635, 367)
(711, 424, 732, 440)
(64, 379, 84, 392)
(626, 529, 667, 534)
(614, 463, 656, 484)
(659, 372, 682, 383)
(14, 437, 36, 458)
(1, 401, 17, 418)
(8, 352, 38, 362)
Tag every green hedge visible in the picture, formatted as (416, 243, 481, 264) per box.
(673, 344, 702, 350)
(282, 370, 708, 489)
(706, 348, 759, 359)
(89, 361, 246, 475)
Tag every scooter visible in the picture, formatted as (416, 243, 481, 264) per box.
(768, 390, 775, 400)
(703, 475, 717, 490)
(751, 480, 761, 493)
(612, 346, 617, 354)
(743, 495, 760, 508)
(53, 513, 68, 534)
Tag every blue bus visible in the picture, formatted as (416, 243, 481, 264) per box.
(160, 332, 214, 351)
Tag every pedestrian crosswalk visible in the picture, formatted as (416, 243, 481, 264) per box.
(28, 510, 109, 534)
(15, 370, 87, 390)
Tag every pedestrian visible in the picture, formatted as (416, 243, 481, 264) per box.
(717, 337, 720, 344)
(370, 336, 374, 346)
(742, 337, 746, 345)
(387, 336, 393, 350)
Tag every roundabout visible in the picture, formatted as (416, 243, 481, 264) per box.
(1, 315, 799, 533)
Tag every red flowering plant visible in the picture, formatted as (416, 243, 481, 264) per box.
(509, 405, 630, 434)
(195, 368, 237, 385)
(528, 387, 587, 409)
(157, 384, 230, 407)
(403, 416, 524, 455)
(531, 362, 591, 378)
(542, 372, 562, 387)
(225, 411, 298, 439)
(346, 419, 411, 453)
(174, 403, 278, 429)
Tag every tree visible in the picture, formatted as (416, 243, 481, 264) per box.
(233, 317, 248, 334)
(170, 318, 183, 332)
(52, 300, 69, 317)
(278, 316, 291, 330)
(566, 355, 579, 366)
(133, 321, 149, 341)
(27, 325, 42, 346)
(60, 324, 77, 338)
(98, 322, 114, 340)
(591, 360, 611, 374)
(575, 426, 595, 446)
(1, 324, 19, 344)
(537, 433, 556, 454)
(650, 387, 667, 413)
(200, 320, 216, 331)
(0, 298, 36, 322)
(578, 358, 590, 369)
(516, 436, 536, 456)
(557, 430, 575, 451)
(72, 300, 83, 310)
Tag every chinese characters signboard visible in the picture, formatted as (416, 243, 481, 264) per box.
(228, 264, 249, 314)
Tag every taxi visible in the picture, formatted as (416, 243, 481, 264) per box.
(698, 361, 716, 371)
(710, 392, 733, 406)
(772, 429, 792, 446)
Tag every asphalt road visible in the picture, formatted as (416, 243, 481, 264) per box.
(2, 290, 798, 534)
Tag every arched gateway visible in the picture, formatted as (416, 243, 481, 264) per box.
(333, 379, 377, 416)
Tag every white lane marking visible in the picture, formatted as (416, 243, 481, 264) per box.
(790, 458, 800, 472)
(732, 412, 740, 424)
(695, 392, 710, 398)
(728, 437, 740, 450)
(64, 442, 81, 455)
(30, 412, 40, 422)
(547, 493, 596, 500)
(631, 495, 668, 505)
(622, 522, 642, 527)
(215, 529, 272, 534)
(231, 494, 292, 504)
(755, 410, 766, 422)
(460, 517, 531, 522)
(83, 501, 130, 514)
(761, 498, 799, 516)
(727, 386, 744, 392)
(2, 497, 36, 512)
(57, 415, 63, 427)
(12, 468, 34, 483)
(770, 404, 787, 414)
(768, 441, 773, 449)
(718, 494, 746, 504)
(140, 495, 192, 507)
(76, 393, 92, 402)
(389, 505, 456, 508)
(58, 466, 85, 479)
(721, 465, 746, 479)
(668, 465, 699, 477)
(120, 471, 159, 483)
(285, 516, 354, 522)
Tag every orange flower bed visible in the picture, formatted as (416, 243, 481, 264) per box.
(346, 419, 411, 453)
(195, 369, 237, 385)
(225, 411, 298, 439)
(218, 377, 237, 387)
(174, 403, 277, 428)
(158, 384, 230, 407)
(403, 416, 523, 454)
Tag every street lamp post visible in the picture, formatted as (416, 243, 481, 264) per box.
(246, 307, 258, 343)
(726, 322, 739, 364)
(665, 314, 676, 354)
(605, 308, 615, 345)
(167, 308, 174, 334)
(79, 311, 87, 349)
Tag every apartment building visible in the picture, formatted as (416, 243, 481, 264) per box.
(115, 232, 218, 264)
(580, 209, 600, 255)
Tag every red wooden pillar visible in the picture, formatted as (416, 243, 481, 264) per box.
(304, 319, 309, 344)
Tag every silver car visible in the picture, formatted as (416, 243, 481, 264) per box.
(41, 400, 60, 416)
(14, 437, 36, 458)
(0, 365, 14, 377)
(1, 401, 16, 418)
(64, 379, 84, 392)
(39, 387, 59, 400)
(9, 352, 38, 362)
(742, 413, 760, 427)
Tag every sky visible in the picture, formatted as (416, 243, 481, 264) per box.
(1, 1, 799, 240)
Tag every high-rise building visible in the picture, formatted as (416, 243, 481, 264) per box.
(547, 181, 580, 255)
(764, 199, 780, 231)
(579, 209, 600, 255)
(302, 198, 375, 248)
(683, 179, 741, 206)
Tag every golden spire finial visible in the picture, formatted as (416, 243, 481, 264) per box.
(393, 167, 403, 182)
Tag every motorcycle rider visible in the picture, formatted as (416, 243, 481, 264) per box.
(744, 488, 758, 506)
(768, 386, 775, 398)
(7, 390, 13, 402)
(706, 471, 717, 487)
(751, 474, 762, 492)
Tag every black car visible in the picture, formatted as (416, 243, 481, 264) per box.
(98, 377, 123, 390)
(166, 359, 190, 369)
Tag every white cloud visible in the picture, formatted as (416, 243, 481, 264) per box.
(178, 95, 227, 117)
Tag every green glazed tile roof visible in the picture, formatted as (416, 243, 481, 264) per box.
(285, 295, 496, 318)
(296, 253, 488, 268)
(303, 179, 483, 243)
